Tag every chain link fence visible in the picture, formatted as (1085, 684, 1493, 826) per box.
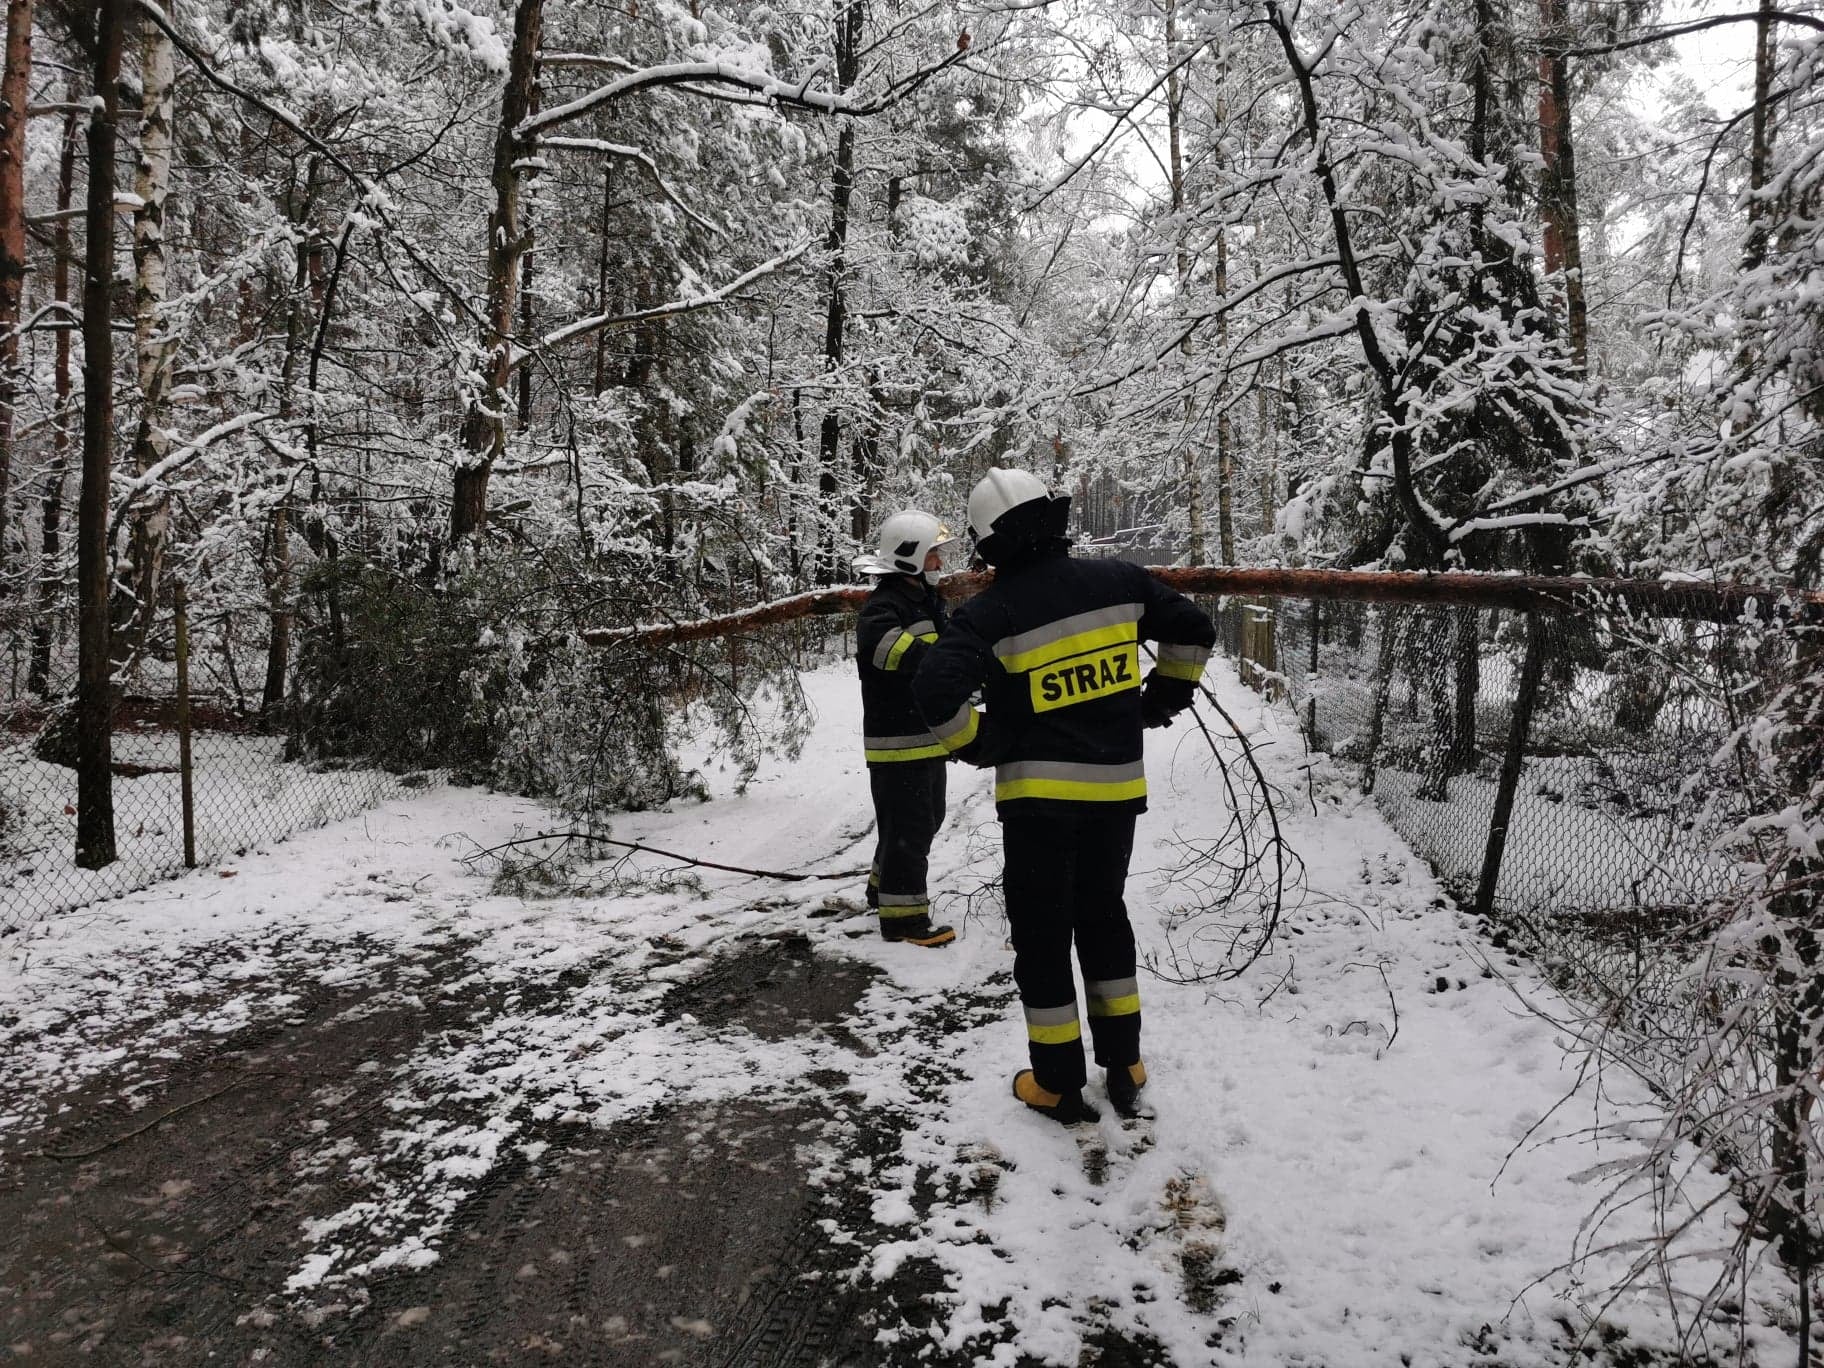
(1218, 586, 1795, 934)
(0, 590, 410, 931)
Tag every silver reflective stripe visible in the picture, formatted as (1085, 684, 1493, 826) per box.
(1085, 977, 1139, 1000)
(995, 759, 1146, 785)
(906, 619, 937, 637)
(1157, 642, 1211, 664)
(930, 704, 976, 741)
(993, 602, 1142, 663)
(870, 633, 900, 669)
(865, 731, 940, 750)
(878, 890, 927, 907)
(1023, 1001, 1080, 1026)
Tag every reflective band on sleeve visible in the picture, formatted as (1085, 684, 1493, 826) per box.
(1024, 1001, 1082, 1045)
(930, 704, 980, 751)
(994, 603, 1143, 673)
(1154, 641, 1212, 682)
(1086, 977, 1142, 1017)
(906, 619, 938, 638)
(995, 759, 1146, 804)
(866, 744, 949, 762)
(883, 631, 919, 671)
(864, 727, 948, 761)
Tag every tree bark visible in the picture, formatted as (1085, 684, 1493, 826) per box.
(29, 105, 79, 697)
(114, 0, 178, 677)
(77, 0, 128, 870)
(452, 0, 543, 540)
(582, 567, 1824, 648)
(0, 0, 31, 579)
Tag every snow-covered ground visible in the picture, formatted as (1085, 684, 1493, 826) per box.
(0, 662, 1802, 1364)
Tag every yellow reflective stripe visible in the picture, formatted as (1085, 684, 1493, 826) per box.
(865, 743, 950, 762)
(883, 631, 918, 671)
(1026, 1019, 1083, 1045)
(933, 707, 979, 752)
(916, 632, 939, 643)
(995, 776, 1148, 803)
(999, 621, 1139, 675)
(1155, 658, 1206, 682)
(1087, 994, 1141, 1017)
(878, 903, 929, 919)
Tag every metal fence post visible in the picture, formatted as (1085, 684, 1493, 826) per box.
(174, 581, 196, 869)
(1474, 610, 1546, 919)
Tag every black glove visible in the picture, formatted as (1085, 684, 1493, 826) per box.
(1141, 689, 1177, 729)
(1140, 674, 1194, 729)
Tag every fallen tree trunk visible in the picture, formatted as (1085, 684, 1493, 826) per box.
(583, 568, 1824, 650)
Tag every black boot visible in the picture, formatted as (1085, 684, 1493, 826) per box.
(880, 916, 956, 947)
(1105, 1061, 1149, 1119)
(1013, 1070, 1100, 1125)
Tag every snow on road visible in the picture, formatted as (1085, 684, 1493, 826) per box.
(0, 660, 1800, 1364)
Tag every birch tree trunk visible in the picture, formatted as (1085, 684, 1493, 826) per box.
(1165, 0, 1204, 563)
(0, 0, 29, 579)
(28, 106, 79, 697)
(1215, 224, 1236, 564)
(76, 0, 129, 869)
(263, 226, 312, 715)
(452, 0, 543, 540)
(114, 0, 178, 676)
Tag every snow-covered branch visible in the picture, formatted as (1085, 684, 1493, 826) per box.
(522, 46, 972, 137)
(107, 411, 276, 538)
(538, 137, 722, 235)
(525, 240, 811, 362)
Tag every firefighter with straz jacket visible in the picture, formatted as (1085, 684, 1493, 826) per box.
(852, 511, 961, 949)
(911, 469, 1216, 1123)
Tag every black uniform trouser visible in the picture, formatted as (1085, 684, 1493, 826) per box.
(1002, 810, 1142, 1092)
(868, 760, 947, 925)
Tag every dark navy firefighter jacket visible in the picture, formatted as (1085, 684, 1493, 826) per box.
(856, 575, 950, 765)
(910, 553, 1216, 817)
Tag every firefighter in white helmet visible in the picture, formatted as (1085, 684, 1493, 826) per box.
(912, 468, 1216, 1122)
(851, 510, 961, 947)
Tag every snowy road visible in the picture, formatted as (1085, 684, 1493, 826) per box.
(0, 663, 1799, 1365)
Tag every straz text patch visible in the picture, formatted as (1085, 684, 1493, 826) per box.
(1030, 642, 1141, 712)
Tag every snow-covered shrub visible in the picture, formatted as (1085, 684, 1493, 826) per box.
(486, 639, 701, 818)
(289, 538, 810, 822)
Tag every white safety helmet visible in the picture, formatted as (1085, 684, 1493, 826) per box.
(966, 467, 1071, 566)
(967, 467, 1052, 541)
(853, 509, 959, 582)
